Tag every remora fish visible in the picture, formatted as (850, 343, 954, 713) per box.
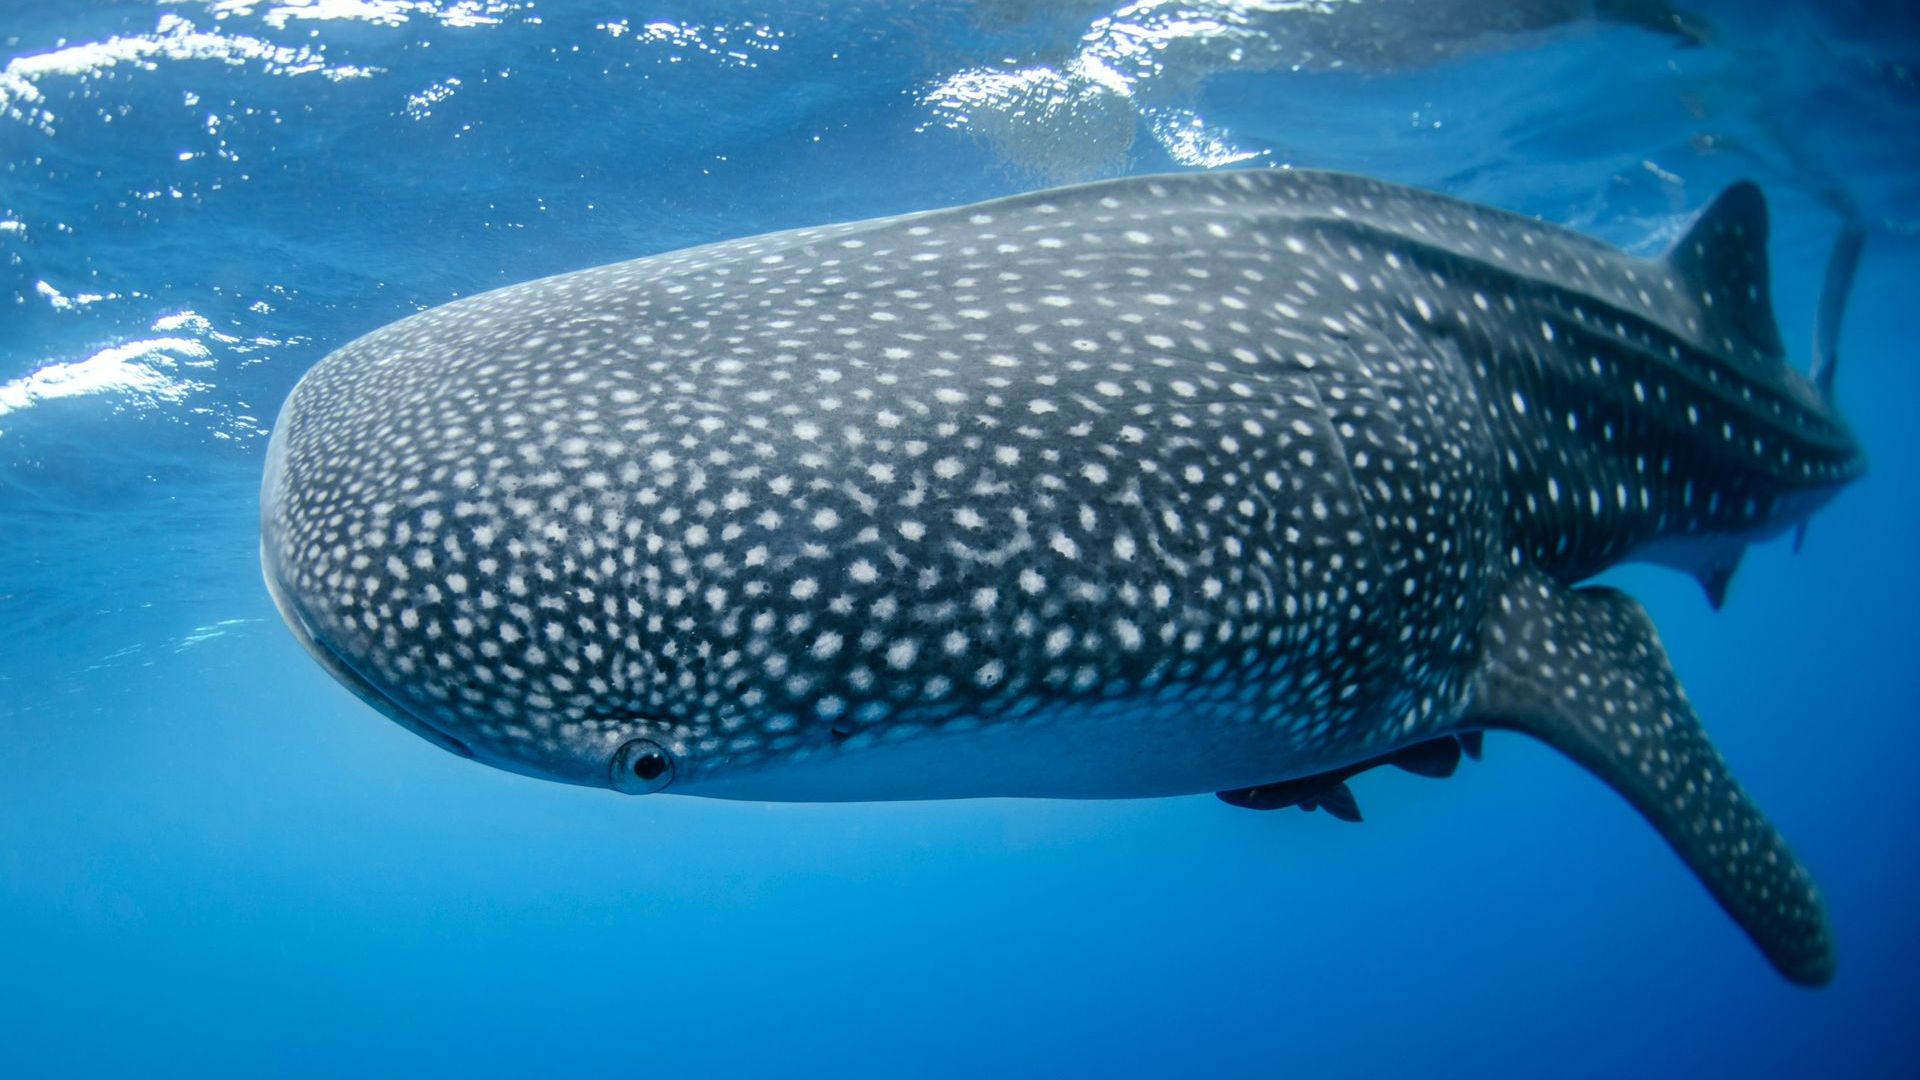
(261, 169, 1864, 985)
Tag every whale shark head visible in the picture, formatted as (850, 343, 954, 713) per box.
(259, 330, 738, 798)
(260, 390, 672, 793)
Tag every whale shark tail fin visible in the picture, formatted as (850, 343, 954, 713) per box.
(1796, 206, 1868, 554)
(1794, 219, 1867, 554)
(1812, 218, 1868, 402)
(1467, 570, 1835, 986)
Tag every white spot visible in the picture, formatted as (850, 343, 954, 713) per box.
(1044, 627, 1073, 656)
(886, 639, 918, 670)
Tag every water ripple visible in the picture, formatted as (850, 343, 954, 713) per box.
(0, 12, 376, 134)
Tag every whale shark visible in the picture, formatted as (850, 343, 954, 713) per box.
(261, 169, 1863, 985)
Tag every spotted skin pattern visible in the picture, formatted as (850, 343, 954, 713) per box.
(262, 169, 1862, 984)
(1470, 570, 1835, 986)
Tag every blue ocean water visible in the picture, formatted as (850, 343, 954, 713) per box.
(2, 1, 1916, 1075)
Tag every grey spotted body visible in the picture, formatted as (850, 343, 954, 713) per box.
(262, 170, 1863, 984)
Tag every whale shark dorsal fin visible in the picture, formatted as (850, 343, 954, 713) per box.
(1466, 570, 1834, 985)
(1666, 181, 1785, 362)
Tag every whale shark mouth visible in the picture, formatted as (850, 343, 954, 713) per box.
(259, 541, 475, 762)
(258, 382, 476, 763)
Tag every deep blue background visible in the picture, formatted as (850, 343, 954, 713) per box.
(1, 2, 1915, 1076)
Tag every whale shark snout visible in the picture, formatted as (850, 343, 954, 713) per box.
(264, 544, 475, 764)
(260, 365, 664, 790)
(261, 390, 477, 765)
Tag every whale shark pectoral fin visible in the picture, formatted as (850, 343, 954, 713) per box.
(1465, 570, 1834, 986)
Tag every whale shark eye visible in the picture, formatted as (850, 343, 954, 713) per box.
(611, 738, 675, 795)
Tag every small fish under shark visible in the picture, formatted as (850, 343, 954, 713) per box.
(261, 168, 1865, 985)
